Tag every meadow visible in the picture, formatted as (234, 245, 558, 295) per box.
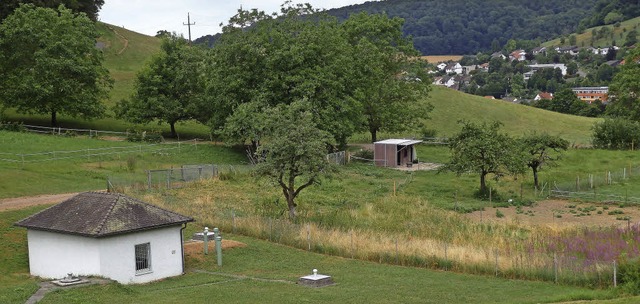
(0, 206, 628, 304)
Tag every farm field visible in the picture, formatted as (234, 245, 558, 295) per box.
(0, 206, 626, 304)
(543, 16, 640, 49)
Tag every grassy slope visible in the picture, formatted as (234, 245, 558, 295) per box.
(543, 16, 640, 48)
(428, 86, 597, 145)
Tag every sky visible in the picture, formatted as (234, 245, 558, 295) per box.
(99, 1, 374, 40)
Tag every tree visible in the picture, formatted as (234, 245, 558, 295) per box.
(0, 0, 104, 21)
(204, 3, 360, 149)
(519, 133, 569, 189)
(606, 48, 640, 119)
(0, 4, 112, 127)
(342, 12, 432, 143)
(115, 34, 205, 138)
(256, 102, 335, 220)
(442, 121, 524, 195)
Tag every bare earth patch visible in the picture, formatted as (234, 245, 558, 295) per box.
(0, 193, 80, 212)
(184, 240, 247, 262)
(465, 199, 640, 228)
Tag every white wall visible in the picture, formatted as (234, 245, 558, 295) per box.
(27, 225, 185, 284)
(99, 225, 184, 284)
(27, 230, 101, 279)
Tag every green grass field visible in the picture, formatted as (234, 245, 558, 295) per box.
(0, 206, 627, 304)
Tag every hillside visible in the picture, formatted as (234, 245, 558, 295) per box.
(327, 0, 601, 55)
(543, 16, 640, 48)
(424, 86, 598, 145)
(96, 22, 162, 106)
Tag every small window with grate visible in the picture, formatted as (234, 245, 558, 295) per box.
(135, 243, 151, 273)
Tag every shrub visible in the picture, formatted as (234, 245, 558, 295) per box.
(495, 209, 505, 218)
(126, 130, 164, 143)
(352, 149, 374, 160)
(0, 121, 26, 132)
(592, 118, 640, 150)
(618, 258, 640, 295)
(126, 156, 137, 172)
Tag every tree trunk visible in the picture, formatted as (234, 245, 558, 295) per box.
(51, 110, 57, 127)
(170, 121, 177, 138)
(286, 189, 296, 220)
(480, 171, 487, 194)
(370, 128, 378, 143)
(532, 167, 539, 189)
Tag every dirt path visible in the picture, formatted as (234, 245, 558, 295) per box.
(111, 27, 129, 55)
(0, 193, 79, 212)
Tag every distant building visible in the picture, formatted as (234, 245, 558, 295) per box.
(525, 63, 567, 80)
(534, 92, 554, 100)
(374, 139, 422, 168)
(572, 87, 609, 103)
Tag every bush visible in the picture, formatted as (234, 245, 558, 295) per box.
(0, 121, 26, 132)
(592, 118, 640, 150)
(352, 149, 374, 160)
(618, 258, 640, 295)
(126, 130, 164, 143)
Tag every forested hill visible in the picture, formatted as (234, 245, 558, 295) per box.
(327, 0, 601, 55)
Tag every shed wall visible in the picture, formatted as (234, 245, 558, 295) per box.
(27, 230, 101, 279)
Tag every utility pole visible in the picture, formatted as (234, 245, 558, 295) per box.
(183, 13, 195, 45)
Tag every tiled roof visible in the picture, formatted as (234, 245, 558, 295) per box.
(15, 192, 193, 238)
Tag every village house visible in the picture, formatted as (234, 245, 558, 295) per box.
(572, 86, 609, 103)
(524, 63, 567, 80)
(15, 192, 194, 284)
(532, 46, 547, 55)
(534, 92, 554, 100)
(445, 62, 463, 74)
(509, 49, 527, 61)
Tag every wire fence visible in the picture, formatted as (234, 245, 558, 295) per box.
(21, 124, 129, 137)
(197, 212, 619, 288)
(107, 164, 254, 192)
(549, 164, 640, 204)
(326, 151, 347, 165)
(0, 140, 200, 165)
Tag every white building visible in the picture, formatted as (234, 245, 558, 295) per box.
(15, 192, 194, 284)
(524, 63, 567, 80)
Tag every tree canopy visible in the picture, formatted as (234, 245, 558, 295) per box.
(519, 133, 569, 188)
(606, 48, 640, 120)
(255, 102, 335, 220)
(0, 4, 112, 126)
(442, 121, 524, 195)
(0, 0, 104, 21)
(342, 12, 432, 142)
(115, 34, 206, 138)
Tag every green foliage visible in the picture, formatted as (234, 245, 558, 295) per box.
(352, 149, 374, 160)
(442, 120, 525, 193)
(125, 130, 163, 143)
(0, 121, 25, 132)
(496, 209, 505, 218)
(342, 12, 432, 143)
(618, 258, 640, 295)
(329, 0, 601, 55)
(114, 35, 205, 138)
(0, 4, 112, 127)
(519, 132, 569, 188)
(592, 118, 640, 150)
(255, 102, 336, 219)
(0, 0, 104, 22)
(205, 4, 359, 149)
(607, 48, 640, 119)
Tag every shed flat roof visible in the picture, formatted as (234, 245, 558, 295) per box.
(374, 139, 423, 145)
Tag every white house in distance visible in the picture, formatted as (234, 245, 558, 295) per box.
(15, 192, 194, 284)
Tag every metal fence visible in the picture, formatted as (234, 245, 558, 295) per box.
(549, 164, 640, 204)
(107, 164, 253, 192)
(326, 151, 347, 165)
(21, 124, 128, 137)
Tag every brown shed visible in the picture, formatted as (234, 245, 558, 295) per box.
(373, 139, 422, 167)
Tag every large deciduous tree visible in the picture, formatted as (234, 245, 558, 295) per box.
(442, 120, 524, 195)
(256, 102, 335, 220)
(519, 133, 569, 189)
(203, 3, 360, 149)
(115, 35, 205, 138)
(342, 12, 432, 143)
(606, 48, 640, 120)
(0, 0, 104, 21)
(0, 4, 112, 127)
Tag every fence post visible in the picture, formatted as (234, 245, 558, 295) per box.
(395, 238, 399, 264)
(232, 210, 236, 234)
(87, 149, 90, 161)
(307, 224, 311, 251)
(494, 249, 499, 276)
(147, 170, 151, 190)
(350, 230, 354, 259)
(489, 188, 492, 208)
(444, 243, 448, 269)
(554, 253, 558, 284)
(614, 260, 617, 288)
